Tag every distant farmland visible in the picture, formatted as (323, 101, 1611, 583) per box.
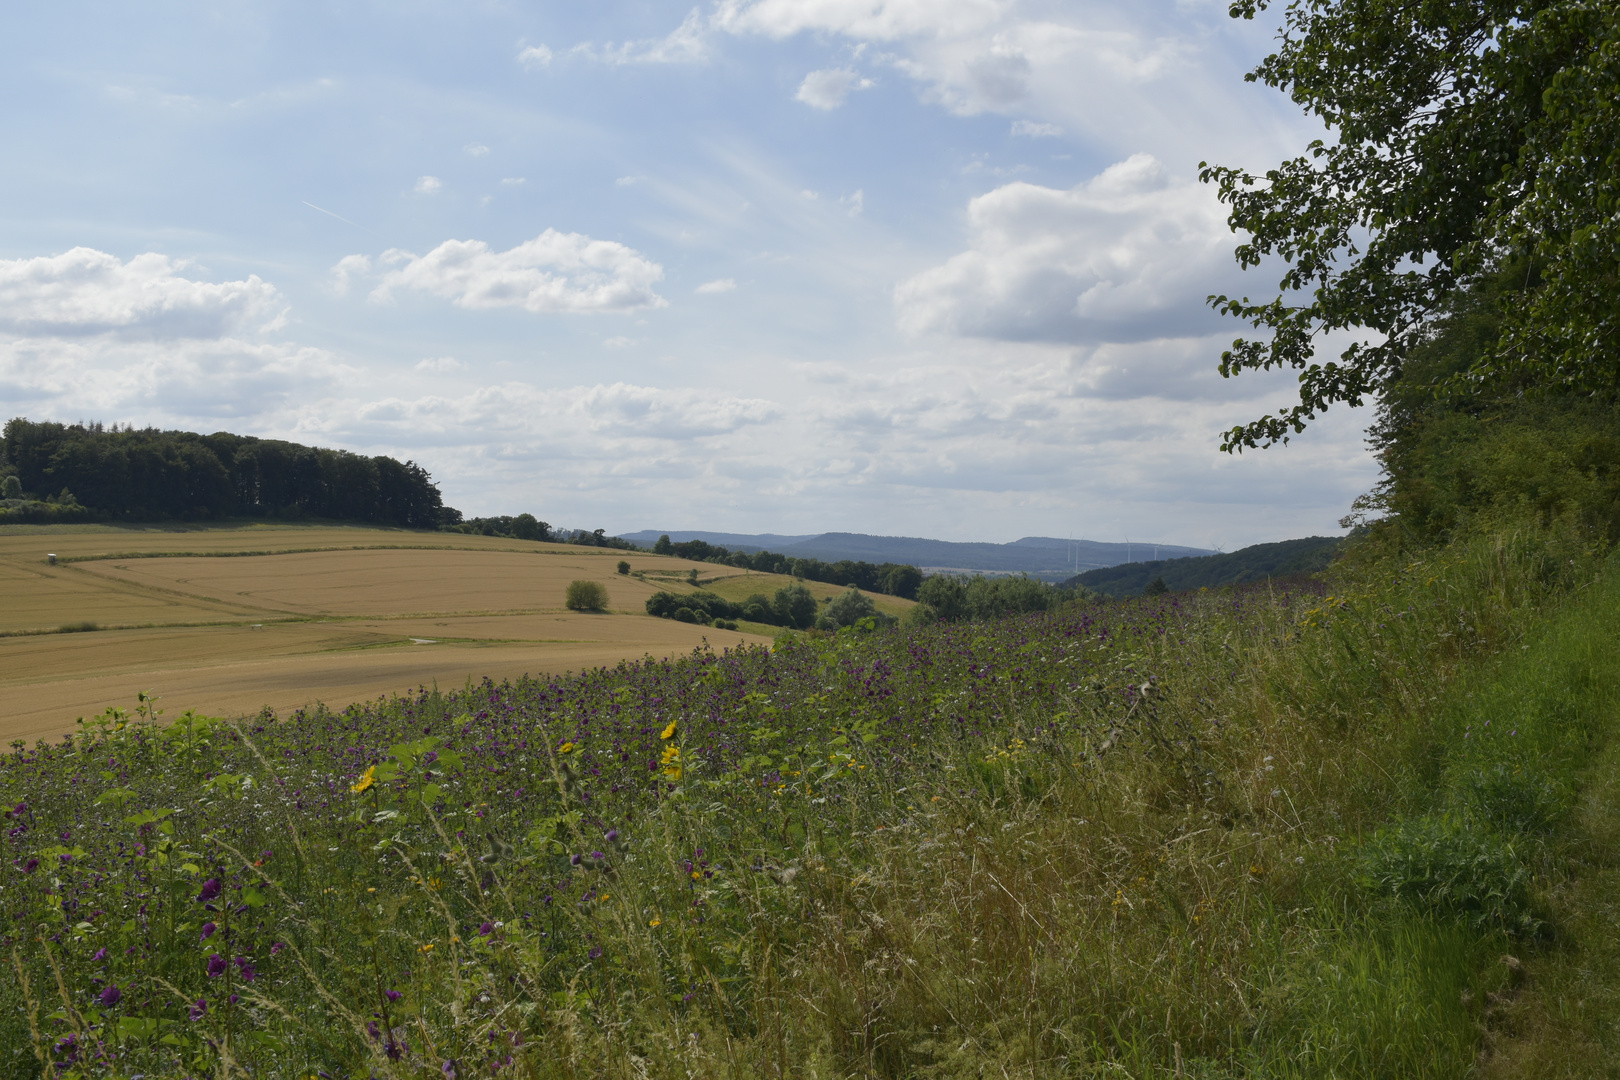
(0, 523, 887, 743)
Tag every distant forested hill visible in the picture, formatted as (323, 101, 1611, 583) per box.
(0, 418, 447, 528)
(1066, 536, 1344, 596)
(621, 531, 1213, 580)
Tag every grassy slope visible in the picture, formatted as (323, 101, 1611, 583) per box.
(3, 526, 1618, 1077)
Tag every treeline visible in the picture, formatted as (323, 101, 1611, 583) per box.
(650, 534, 922, 598)
(646, 583, 893, 632)
(0, 419, 446, 528)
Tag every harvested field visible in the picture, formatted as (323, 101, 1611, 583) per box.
(0, 524, 768, 742)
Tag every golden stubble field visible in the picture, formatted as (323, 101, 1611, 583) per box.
(0, 523, 795, 743)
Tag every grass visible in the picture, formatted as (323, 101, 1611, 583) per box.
(2, 522, 1617, 1077)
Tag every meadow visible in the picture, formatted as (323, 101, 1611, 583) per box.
(2, 522, 1615, 1077)
(0, 524, 831, 743)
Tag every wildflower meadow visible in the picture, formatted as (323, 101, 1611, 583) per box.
(3, 525, 1616, 1078)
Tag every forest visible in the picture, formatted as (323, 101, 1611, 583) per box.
(0, 419, 448, 530)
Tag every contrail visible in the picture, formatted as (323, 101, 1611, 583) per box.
(301, 200, 366, 230)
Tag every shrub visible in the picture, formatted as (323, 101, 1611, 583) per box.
(1358, 814, 1538, 934)
(564, 579, 610, 611)
(672, 607, 698, 623)
(616, 560, 631, 575)
(0, 475, 19, 499)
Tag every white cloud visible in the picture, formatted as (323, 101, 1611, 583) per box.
(602, 336, 635, 348)
(414, 176, 443, 195)
(695, 278, 736, 294)
(414, 356, 464, 372)
(572, 9, 708, 65)
(0, 248, 284, 337)
(518, 44, 553, 68)
(615, 175, 645, 187)
(713, 1, 1226, 158)
(356, 230, 667, 314)
(1012, 119, 1060, 137)
(328, 254, 371, 297)
(840, 189, 864, 216)
(895, 154, 1239, 345)
(464, 143, 490, 156)
(795, 67, 875, 109)
(501, 177, 526, 186)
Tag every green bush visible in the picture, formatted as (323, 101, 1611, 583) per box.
(616, 560, 631, 575)
(1358, 814, 1538, 934)
(564, 579, 610, 611)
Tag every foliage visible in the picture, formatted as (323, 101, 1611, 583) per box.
(648, 535, 922, 598)
(1, 418, 446, 527)
(1, 475, 20, 499)
(1069, 536, 1344, 596)
(817, 586, 892, 630)
(451, 513, 552, 542)
(914, 573, 1057, 621)
(1203, 0, 1620, 449)
(1357, 815, 1538, 933)
(564, 580, 610, 612)
(616, 560, 630, 575)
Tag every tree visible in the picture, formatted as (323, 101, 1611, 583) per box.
(511, 513, 550, 542)
(772, 582, 819, 629)
(617, 560, 631, 575)
(824, 587, 887, 628)
(653, 534, 674, 555)
(564, 580, 610, 612)
(1203, 0, 1620, 451)
(1, 475, 20, 499)
(1143, 576, 1169, 597)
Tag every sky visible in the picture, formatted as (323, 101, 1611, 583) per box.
(0, 0, 1378, 549)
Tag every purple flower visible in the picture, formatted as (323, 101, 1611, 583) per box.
(189, 998, 208, 1021)
(385, 989, 403, 1003)
(197, 878, 221, 902)
(259, 850, 273, 863)
(22, 858, 38, 874)
(590, 851, 604, 861)
(589, 946, 603, 959)
(367, 1020, 382, 1041)
(270, 941, 285, 956)
(98, 984, 121, 1007)
(442, 1060, 458, 1079)
(478, 921, 494, 936)
(206, 954, 227, 978)
(569, 854, 582, 867)
(200, 922, 217, 941)
(234, 957, 256, 982)
(604, 829, 619, 842)
(91, 947, 107, 962)
(229, 993, 240, 1005)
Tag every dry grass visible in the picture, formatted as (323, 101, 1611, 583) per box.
(0, 525, 767, 743)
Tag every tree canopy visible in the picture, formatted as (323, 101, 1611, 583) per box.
(1204, 0, 1620, 450)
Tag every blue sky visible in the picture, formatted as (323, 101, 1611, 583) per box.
(0, 1, 1376, 548)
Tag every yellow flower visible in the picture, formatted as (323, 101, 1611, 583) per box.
(350, 766, 375, 793)
(691, 870, 702, 880)
(660, 720, 678, 740)
(649, 917, 662, 927)
(420, 943, 435, 953)
(557, 741, 576, 754)
(662, 765, 683, 780)
(660, 745, 680, 765)
(599, 892, 610, 901)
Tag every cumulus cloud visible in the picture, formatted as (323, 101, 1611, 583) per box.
(500, 177, 526, 186)
(354, 230, 666, 314)
(518, 44, 553, 68)
(695, 278, 736, 294)
(795, 67, 874, 109)
(464, 143, 490, 156)
(572, 9, 708, 65)
(0, 248, 284, 338)
(895, 154, 1238, 345)
(414, 176, 443, 195)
